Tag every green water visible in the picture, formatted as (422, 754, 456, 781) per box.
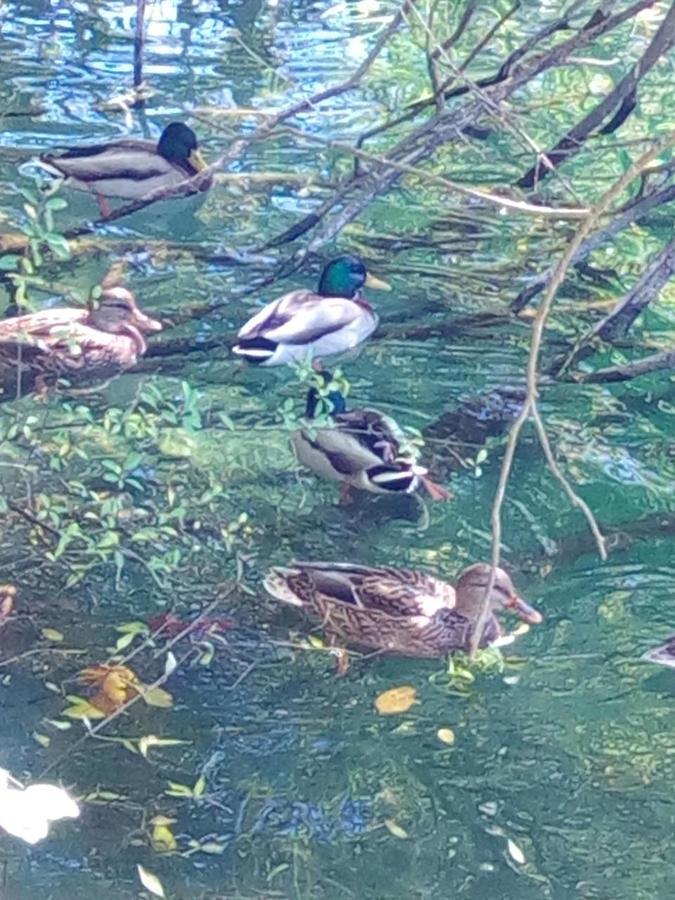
(1, 1, 674, 898)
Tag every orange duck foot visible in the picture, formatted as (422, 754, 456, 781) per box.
(421, 475, 452, 501)
(339, 482, 353, 505)
(95, 193, 112, 218)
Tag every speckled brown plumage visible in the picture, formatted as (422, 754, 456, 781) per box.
(0, 287, 161, 399)
(263, 561, 542, 657)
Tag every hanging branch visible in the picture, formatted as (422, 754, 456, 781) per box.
(355, 0, 565, 156)
(300, 0, 657, 252)
(133, 0, 147, 102)
(469, 130, 675, 657)
(510, 181, 675, 312)
(552, 236, 675, 376)
(517, 2, 675, 188)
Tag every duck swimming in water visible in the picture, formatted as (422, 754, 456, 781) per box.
(232, 254, 390, 367)
(40, 122, 210, 213)
(0, 287, 161, 397)
(264, 561, 542, 658)
(291, 373, 450, 501)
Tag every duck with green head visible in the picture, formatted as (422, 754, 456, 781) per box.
(291, 371, 451, 501)
(40, 122, 211, 211)
(232, 254, 390, 367)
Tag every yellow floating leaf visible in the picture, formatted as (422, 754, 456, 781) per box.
(85, 789, 126, 803)
(139, 735, 191, 759)
(437, 727, 455, 746)
(32, 732, 50, 748)
(384, 818, 409, 839)
(137, 864, 165, 898)
(115, 621, 149, 635)
(149, 815, 177, 826)
(307, 635, 326, 649)
(63, 701, 106, 720)
(165, 781, 194, 798)
(44, 719, 72, 731)
(141, 685, 173, 708)
(40, 628, 64, 642)
(374, 685, 417, 715)
(192, 775, 206, 798)
(151, 822, 177, 853)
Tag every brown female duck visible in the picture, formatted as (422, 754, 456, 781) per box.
(0, 287, 161, 397)
(264, 561, 542, 658)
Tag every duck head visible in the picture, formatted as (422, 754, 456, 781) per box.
(157, 122, 207, 173)
(88, 287, 162, 355)
(455, 563, 542, 626)
(317, 255, 391, 299)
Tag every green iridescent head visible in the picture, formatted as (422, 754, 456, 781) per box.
(317, 255, 391, 299)
(157, 122, 207, 173)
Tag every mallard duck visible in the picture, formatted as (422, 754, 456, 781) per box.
(643, 636, 675, 668)
(291, 375, 450, 500)
(264, 562, 542, 658)
(40, 122, 210, 210)
(0, 287, 161, 396)
(232, 254, 390, 367)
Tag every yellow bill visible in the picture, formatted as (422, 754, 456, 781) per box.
(188, 148, 209, 172)
(365, 272, 392, 291)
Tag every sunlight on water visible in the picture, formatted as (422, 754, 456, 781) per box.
(0, 1, 673, 899)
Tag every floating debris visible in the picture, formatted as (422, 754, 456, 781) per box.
(436, 727, 456, 745)
(375, 685, 417, 715)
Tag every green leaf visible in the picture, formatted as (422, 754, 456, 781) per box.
(46, 233, 71, 260)
(165, 781, 195, 798)
(114, 631, 137, 652)
(45, 197, 68, 211)
(40, 627, 65, 642)
(193, 775, 206, 798)
(0, 255, 19, 271)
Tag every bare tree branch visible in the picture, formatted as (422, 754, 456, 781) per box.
(552, 237, 675, 377)
(511, 182, 675, 312)
(470, 130, 675, 656)
(518, 1, 675, 188)
(573, 348, 675, 383)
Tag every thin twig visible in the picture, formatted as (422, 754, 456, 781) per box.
(470, 130, 675, 656)
(133, 0, 147, 99)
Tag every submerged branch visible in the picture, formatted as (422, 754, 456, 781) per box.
(511, 182, 675, 312)
(573, 349, 675, 383)
(553, 236, 675, 376)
